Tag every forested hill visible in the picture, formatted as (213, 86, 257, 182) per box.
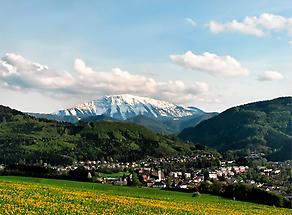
(0, 105, 197, 165)
(179, 97, 292, 161)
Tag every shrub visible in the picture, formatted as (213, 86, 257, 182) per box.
(192, 191, 201, 197)
(198, 181, 291, 208)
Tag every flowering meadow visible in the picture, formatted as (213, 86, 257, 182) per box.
(0, 176, 291, 215)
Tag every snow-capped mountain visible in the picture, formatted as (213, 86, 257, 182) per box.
(55, 94, 204, 120)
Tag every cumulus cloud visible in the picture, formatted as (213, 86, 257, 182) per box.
(0, 53, 74, 92)
(0, 53, 209, 104)
(73, 58, 209, 101)
(186, 17, 197, 27)
(257, 71, 284, 81)
(170, 51, 249, 76)
(208, 13, 292, 37)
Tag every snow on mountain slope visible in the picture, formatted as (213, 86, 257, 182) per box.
(55, 94, 204, 120)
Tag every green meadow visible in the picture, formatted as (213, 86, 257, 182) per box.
(0, 176, 291, 214)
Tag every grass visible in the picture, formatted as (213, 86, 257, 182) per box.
(97, 171, 129, 178)
(0, 176, 291, 214)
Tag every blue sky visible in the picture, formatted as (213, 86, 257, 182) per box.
(0, 0, 291, 112)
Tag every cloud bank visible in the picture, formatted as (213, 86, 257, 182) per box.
(0, 53, 209, 104)
(208, 13, 292, 37)
(170, 51, 249, 76)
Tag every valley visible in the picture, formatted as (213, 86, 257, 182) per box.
(0, 96, 291, 210)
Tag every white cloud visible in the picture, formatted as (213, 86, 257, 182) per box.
(0, 53, 209, 105)
(289, 40, 292, 45)
(186, 17, 197, 27)
(208, 13, 292, 37)
(258, 71, 284, 81)
(0, 53, 74, 92)
(170, 51, 249, 76)
(73, 59, 209, 102)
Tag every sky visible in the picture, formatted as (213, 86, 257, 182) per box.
(0, 0, 292, 113)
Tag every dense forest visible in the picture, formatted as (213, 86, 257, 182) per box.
(179, 97, 292, 161)
(0, 105, 197, 165)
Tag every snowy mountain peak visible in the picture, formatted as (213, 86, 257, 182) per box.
(55, 94, 204, 120)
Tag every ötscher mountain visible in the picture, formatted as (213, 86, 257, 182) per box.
(179, 97, 292, 161)
(55, 94, 204, 120)
(31, 94, 216, 133)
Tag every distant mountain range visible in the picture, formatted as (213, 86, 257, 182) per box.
(1, 96, 292, 162)
(179, 97, 292, 161)
(30, 94, 217, 133)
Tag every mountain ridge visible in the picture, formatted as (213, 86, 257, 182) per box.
(29, 94, 216, 133)
(54, 94, 205, 120)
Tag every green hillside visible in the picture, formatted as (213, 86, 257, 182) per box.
(124, 113, 218, 134)
(31, 111, 218, 134)
(179, 97, 292, 161)
(0, 105, 196, 165)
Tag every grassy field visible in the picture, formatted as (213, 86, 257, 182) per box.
(0, 176, 291, 215)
